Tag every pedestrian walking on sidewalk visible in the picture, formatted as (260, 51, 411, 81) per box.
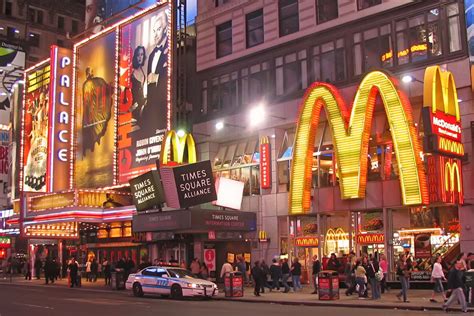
(430, 255, 447, 303)
(270, 258, 282, 291)
(103, 258, 111, 285)
(34, 257, 42, 280)
(85, 259, 92, 282)
(442, 259, 468, 313)
(379, 254, 389, 293)
(235, 256, 247, 285)
(44, 257, 55, 285)
(345, 254, 356, 296)
(327, 253, 341, 272)
(220, 260, 233, 281)
(396, 254, 411, 303)
(367, 257, 381, 299)
(91, 258, 98, 282)
(281, 258, 290, 293)
(251, 261, 264, 296)
(311, 255, 321, 294)
(23, 260, 31, 280)
(68, 257, 79, 288)
(355, 259, 367, 299)
(291, 257, 302, 292)
(260, 260, 272, 293)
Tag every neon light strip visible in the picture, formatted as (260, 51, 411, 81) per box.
(113, 27, 119, 185)
(167, 0, 172, 131)
(48, 46, 59, 191)
(70, 43, 77, 189)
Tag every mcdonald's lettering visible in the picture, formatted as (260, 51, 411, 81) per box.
(356, 234, 385, 245)
(290, 70, 427, 214)
(295, 237, 319, 247)
(260, 136, 271, 189)
(159, 130, 197, 166)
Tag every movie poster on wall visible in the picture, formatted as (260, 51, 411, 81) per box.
(74, 30, 116, 188)
(22, 63, 51, 192)
(118, 4, 170, 183)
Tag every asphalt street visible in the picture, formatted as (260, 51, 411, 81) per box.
(0, 284, 460, 316)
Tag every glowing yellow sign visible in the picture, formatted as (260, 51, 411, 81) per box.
(290, 70, 428, 214)
(159, 130, 197, 166)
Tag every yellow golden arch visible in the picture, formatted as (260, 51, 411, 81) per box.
(290, 70, 428, 214)
(423, 66, 460, 121)
(444, 161, 462, 194)
(159, 130, 197, 166)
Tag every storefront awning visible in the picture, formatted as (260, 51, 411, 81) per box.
(132, 208, 257, 233)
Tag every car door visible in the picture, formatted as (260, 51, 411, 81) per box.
(153, 268, 171, 294)
(141, 267, 159, 293)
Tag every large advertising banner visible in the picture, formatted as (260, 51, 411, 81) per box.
(118, 4, 170, 183)
(22, 63, 51, 192)
(74, 31, 116, 188)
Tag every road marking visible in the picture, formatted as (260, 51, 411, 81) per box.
(63, 298, 146, 306)
(12, 302, 54, 310)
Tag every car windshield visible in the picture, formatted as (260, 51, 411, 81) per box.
(167, 269, 195, 278)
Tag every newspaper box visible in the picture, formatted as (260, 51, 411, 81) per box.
(318, 270, 339, 300)
(224, 271, 244, 297)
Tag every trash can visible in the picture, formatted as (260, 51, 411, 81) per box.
(318, 270, 339, 300)
(224, 271, 244, 297)
(110, 270, 125, 290)
(465, 271, 474, 307)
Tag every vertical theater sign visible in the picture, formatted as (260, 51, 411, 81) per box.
(290, 65, 464, 214)
(20, 47, 73, 193)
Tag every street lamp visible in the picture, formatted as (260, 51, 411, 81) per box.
(401, 75, 423, 84)
(176, 129, 186, 137)
(215, 121, 224, 131)
(248, 105, 265, 126)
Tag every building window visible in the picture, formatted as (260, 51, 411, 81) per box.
(279, 0, 299, 37)
(72, 20, 79, 35)
(5, 0, 12, 16)
(216, 21, 232, 58)
(58, 16, 65, 30)
(208, 72, 238, 112)
(7, 27, 19, 40)
(57, 39, 64, 47)
(215, 0, 230, 6)
(246, 9, 264, 48)
(358, 0, 382, 10)
(447, 3, 462, 53)
(276, 50, 307, 96)
(201, 81, 208, 114)
(317, 0, 338, 24)
(28, 8, 44, 24)
(312, 38, 346, 83)
(353, 24, 392, 74)
(29, 33, 40, 47)
(241, 62, 270, 105)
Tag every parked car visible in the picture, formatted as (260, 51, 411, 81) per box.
(126, 266, 218, 299)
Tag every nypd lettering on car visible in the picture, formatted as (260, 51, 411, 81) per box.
(125, 266, 218, 299)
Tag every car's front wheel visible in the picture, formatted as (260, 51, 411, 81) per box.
(170, 284, 183, 300)
(133, 282, 144, 297)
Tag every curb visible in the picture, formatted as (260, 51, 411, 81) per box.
(213, 296, 472, 312)
(0, 281, 124, 294)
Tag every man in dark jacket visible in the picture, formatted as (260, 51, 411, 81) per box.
(311, 255, 321, 294)
(281, 258, 290, 293)
(442, 260, 467, 313)
(34, 257, 42, 280)
(251, 261, 264, 296)
(44, 257, 54, 284)
(68, 257, 79, 288)
(269, 258, 282, 291)
(326, 253, 341, 272)
(366, 258, 381, 299)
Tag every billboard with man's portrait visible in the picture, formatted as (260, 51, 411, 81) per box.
(74, 30, 116, 188)
(118, 4, 170, 183)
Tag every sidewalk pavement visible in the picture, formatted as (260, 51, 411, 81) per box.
(1, 276, 472, 312)
(214, 285, 473, 312)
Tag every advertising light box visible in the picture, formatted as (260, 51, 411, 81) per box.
(214, 177, 244, 210)
(160, 160, 217, 209)
(129, 170, 165, 212)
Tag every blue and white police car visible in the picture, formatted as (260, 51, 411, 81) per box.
(126, 266, 218, 299)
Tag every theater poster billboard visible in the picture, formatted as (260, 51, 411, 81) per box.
(22, 62, 51, 192)
(74, 30, 116, 188)
(118, 3, 171, 183)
